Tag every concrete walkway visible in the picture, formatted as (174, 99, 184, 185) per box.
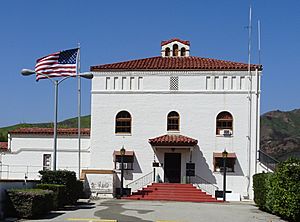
(22, 199, 286, 222)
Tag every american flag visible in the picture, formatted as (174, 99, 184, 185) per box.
(35, 48, 79, 81)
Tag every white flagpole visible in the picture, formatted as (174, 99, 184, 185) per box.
(77, 43, 81, 179)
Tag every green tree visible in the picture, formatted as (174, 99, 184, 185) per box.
(266, 158, 300, 221)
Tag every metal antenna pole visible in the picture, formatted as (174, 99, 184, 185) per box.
(258, 20, 261, 65)
(53, 80, 59, 171)
(246, 5, 252, 198)
(77, 44, 81, 179)
(255, 20, 261, 174)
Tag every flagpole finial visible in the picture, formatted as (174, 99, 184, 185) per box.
(77, 43, 81, 49)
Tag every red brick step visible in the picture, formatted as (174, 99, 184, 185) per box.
(123, 183, 222, 203)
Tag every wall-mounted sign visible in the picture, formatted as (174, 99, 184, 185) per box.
(186, 162, 195, 176)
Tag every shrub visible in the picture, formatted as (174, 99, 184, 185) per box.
(74, 180, 84, 199)
(36, 184, 66, 209)
(39, 170, 82, 204)
(7, 189, 53, 219)
(266, 158, 300, 222)
(253, 172, 272, 210)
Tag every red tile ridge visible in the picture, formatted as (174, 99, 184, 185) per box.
(0, 142, 8, 151)
(161, 38, 190, 46)
(91, 56, 262, 71)
(149, 134, 198, 146)
(9, 127, 90, 136)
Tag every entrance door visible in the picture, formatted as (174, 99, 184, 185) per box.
(164, 153, 181, 183)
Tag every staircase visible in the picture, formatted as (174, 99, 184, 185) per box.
(123, 183, 222, 202)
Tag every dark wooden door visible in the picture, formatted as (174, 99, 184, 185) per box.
(164, 153, 181, 183)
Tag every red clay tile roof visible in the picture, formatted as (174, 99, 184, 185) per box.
(113, 150, 134, 156)
(149, 134, 198, 146)
(9, 128, 90, 136)
(213, 152, 237, 158)
(161, 38, 190, 46)
(0, 142, 8, 151)
(91, 56, 262, 71)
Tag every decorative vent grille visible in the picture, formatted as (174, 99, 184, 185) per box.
(170, 76, 179, 90)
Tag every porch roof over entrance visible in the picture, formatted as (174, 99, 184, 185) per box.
(149, 134, 198, 146)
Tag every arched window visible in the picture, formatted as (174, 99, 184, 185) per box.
(167, 111, 180, 131)
(216, 111, 233, 135)
(115, 111, 131, 134)
(165, 47, 170, 56)
(180, 47, 186, 56)
(172, 44, 179, 56)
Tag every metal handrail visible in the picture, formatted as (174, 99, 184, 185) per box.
(0, 163, 89, 180)
(258, 150, 280, 171)
(190, 174, 219, 196)
(126, 171, 154, 192)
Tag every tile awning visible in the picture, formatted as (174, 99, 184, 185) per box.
(213, 152, 237, 158)
(113, 150, 134, 156)
(149, 134, 198, 146)
(113, 150, 134, 162)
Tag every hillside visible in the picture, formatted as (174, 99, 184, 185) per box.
(260, 109, 300, 160)
(1, 110, 299, 161)
(0, 115, 91, 142)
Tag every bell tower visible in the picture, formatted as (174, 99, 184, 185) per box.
(161, 38, 190, 57)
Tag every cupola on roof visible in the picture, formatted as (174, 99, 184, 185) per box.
(161, 38, 190, 57)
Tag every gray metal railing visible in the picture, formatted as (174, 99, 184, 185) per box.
(126, 171, 154, 192)
(0, 163, 89, 180)
(258, 150, 279, 171)
(190, 174, 219, 196)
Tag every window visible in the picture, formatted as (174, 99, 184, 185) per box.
(115, 111, 132, 134)
(216, 111, 233, 135)
(167, 111, 180, 131)
(114, 151, 134, 170)
(165, 47, 170, 56)
(169, 76, 179, 90)
(213, 153, 236, 172)
(43, 154, 51, 171)
(180, 47, 186, 56)
(173, 44, 179, 56)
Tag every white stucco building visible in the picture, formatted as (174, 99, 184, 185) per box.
(1, 38, 262, 200)
(0, 128, 90, 179)
(88, 38, 262, 199)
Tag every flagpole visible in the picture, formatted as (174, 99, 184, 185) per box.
(53, 80, 58, 171)
(77, 43, 81, 179)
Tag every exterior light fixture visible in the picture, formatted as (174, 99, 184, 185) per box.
(120, 146, 126, 197)
(222, 149, 228, 201)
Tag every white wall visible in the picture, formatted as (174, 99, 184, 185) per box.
(1, 135, 90, 180)
(90, 70, 261, 199)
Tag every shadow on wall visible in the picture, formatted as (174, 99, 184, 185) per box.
(123, 155, 143, 180)
(132, 155, 142, 174)
(193, 145, 217, 184)
(232, 158, 244, 176)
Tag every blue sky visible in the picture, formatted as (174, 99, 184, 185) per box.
(0, 0, 299, 127)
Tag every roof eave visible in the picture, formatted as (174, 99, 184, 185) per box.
(91, 67, 262, 72)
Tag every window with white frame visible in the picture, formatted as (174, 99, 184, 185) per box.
(43, 154, 51, 171)
(114, 152, 134, 170)
(213, 156, 236, 172)
(115, 111, 132, 134)
(167, 111, 180, 131)
(216, 111, 233, 135)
